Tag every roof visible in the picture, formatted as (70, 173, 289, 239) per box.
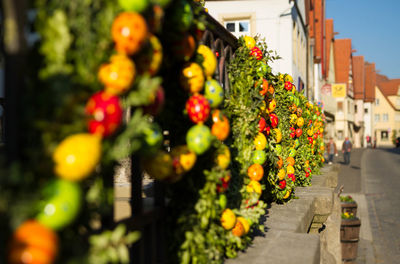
(325, 19, 334, 80)
(308, 0, 315, 38)
(379, 79, 400, 96)
(352, 56, 365, 100)
(314, 0, 325, 72)
(376, 73, 390, 84)
(334, 39, 352, 84)
(364, 63, 376, 102)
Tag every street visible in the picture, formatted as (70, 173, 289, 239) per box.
(336, 147, 400, 263)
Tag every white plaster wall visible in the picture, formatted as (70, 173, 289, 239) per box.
(353, 99, 364, 147)
(205, 0, 300, 80)
(363, 102, 373, 147)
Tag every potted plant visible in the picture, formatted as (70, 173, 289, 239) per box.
(341, 212, 361, 263)
(340, 195, 357, 217)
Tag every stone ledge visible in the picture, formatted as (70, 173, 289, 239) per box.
(225, 230, 320, 264)
(224, 165, 339, 264)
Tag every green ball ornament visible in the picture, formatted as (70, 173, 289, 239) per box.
(36, 179, 81, 230)
(204, 79, 224, 108)
(252, 150, 267, 165)
(168, 0, 193, 32)
(186, 124, 212, 155)
(275, 144, 282, 155)
(289, 148, 297, 157)
(219, 194, 227, 209)
(257, 62, 268, 77)
(141, 123, 163, 155)
(294, 139, 300, 149)
(118, 0, 149, 12)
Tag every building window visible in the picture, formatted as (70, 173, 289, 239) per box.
(224, 20, 250, 37)
(337, 130, 344, 140)
(381, 131, 388, 141)
(383, 113, 389, 122)
(375, 114, 380, 122)
(375, 98, 380, 105)
(355, 105, 358, 113)
(364, 108, 368, 114)
(337, 102, 343, 113)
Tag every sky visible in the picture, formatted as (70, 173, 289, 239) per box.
(326, 0, 400, 79)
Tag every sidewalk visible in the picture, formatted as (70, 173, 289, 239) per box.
(333, 148, 375, 264)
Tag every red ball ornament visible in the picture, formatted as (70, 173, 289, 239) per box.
(250, 47, 263, 60)
(305, 172, 310, 178)
(259, 117, 266, 132)
(284, 81, 293, 91)
(86, 91, 123, 137)
(295, 128, 303, 137)
(279, 180, 286, 189)
(269, 113, 279, 128)
(265, 125, 271, 136)
(288, 174, 296, 182)
(185, 94, 210, 123)
(290, 132, 296, 139)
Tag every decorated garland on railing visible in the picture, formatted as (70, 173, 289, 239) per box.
(1, 1, 326, 263)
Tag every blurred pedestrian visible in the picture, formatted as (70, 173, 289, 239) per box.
(327, 137, 337, 164)
(342, 137, 352, 165)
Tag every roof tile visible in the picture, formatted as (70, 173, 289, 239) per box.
(334, 39, 352, 84)
(352, 56, 365, 100)
(364, 63, 376, 102)
(325, 19, 334, 80)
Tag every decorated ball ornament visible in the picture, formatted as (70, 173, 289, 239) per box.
(186, 124, 212, 155)
(289, 114, 297, 125)
(215, 144, 231, 169)
(172, 33, 196, 61)
(254, 132, 267, 150)
(251, 150, 267, 165)
(185, 94, 210, 123)
(180, 62, 205, 94)
(297, 117, 304, 127)
(278, 180, 286, 189)
(220, 209, 236, 230)
(232, 220, 245, 237)
(243, 35, 256, 49)
(169, 145, 196, 181)
(8, 220, 58, 264)
(98, 54, 135, 95)
(283, 189, 292, 199)
(286, 156, 295, 166)
(259, 117, 266, 132)
(289, 148, 297, 157)
(284, 74, 294, 83)
(247, 163, 264, 181)
(118, 0, 149, 13)
(197, 45, 217, 78)
(111, 12, 148, 55)
(274, 128, 282, 143)
(86, 91, 123, 137)
(269, 113, 279, 128)
(277, 169, 285, 181)
(267, 99, 277, 113)
(143, 85, 165, 116)
(284, 81, 293, 91)
(287, 165, 295, 175)
(275, 144, 282, 155)
(277, 156, 283, 169)
(53, 133, 101, 181)
(135, 34, 163, 76)
(36, 179, 82, 231)
(295, 128, 303, 138)
(140, 123, 163, 155)
(237, 217, 250, 234)
(259, 79, 269, 96)
(250, 46, 263, 60)
(219, 194, 227, 209)
(246, 180, 262, 195)
(204, 79, 224, 108)
(142, 150, 173, 180)
(288, 174, 296, 182)
(168, 0, 193, 32)
(211, 116, 230, 141)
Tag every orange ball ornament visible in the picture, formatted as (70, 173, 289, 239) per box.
(277, 156, 283, 169)
(111, 12, 148, 55)
(8, 220, 58, 264)
(232, 220, 245, 237)
(286, 156, 295, 166)
(98, 54, 136, 95)
(247, 163, 264, 181)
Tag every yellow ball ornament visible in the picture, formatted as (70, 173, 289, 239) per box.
(254, 132, 267, 150)
(243, 36, 256, 49)
(197, 44, 217, 78)
(53, 133, 101, 181)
